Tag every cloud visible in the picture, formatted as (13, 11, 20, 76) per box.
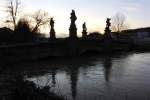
(122, 6, 141, 12)
(122, 3, 143, 12)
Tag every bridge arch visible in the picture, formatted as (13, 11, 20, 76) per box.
(79, 47, 102, 56)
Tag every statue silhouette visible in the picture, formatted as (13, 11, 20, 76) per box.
(50, 18, 56, 39)
(104, 18, 112, 40)
(82, 22, 87, 38)
(69, 10, 77, 39)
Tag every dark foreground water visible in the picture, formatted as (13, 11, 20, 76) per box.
(1, 52, 150, 100)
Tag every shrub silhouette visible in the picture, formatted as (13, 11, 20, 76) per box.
(14, 18, 34, 42)
(0, 27, 13, 44)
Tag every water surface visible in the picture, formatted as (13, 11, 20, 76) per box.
(1, 52, 150, 100)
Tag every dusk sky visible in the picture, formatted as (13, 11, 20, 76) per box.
(0, 0, 150, 37)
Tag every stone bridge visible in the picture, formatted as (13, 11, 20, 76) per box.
(0, 39, 132, 62)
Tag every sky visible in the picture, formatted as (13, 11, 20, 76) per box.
(0, 0, 150, 37)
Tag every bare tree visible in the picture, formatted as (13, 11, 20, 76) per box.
(5, 0, 22, 29)
(31, 10, 50, 33)
(111, 13, 129, 32)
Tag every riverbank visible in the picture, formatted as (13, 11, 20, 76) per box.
(0, 75, 66, 100)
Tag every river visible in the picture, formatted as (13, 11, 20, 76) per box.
(1, 52, 150, 100)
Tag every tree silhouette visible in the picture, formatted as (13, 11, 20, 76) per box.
(111, 13, 129, 32)
(31, 10, 50, 33)
(5, 0, 22, 30)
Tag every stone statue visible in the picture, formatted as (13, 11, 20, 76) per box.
(50, 18, 56, 39)
(69, 10, 77, 39)
(70, 10, 77, 23)
(104, 18, 111, 39)
(82, 22, 87, 38)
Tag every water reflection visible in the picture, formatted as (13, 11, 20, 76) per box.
(52, 70, 56, 86)
(67, 67, 79, 99)
(101, 55, 112, 82)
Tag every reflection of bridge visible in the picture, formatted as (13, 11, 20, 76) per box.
(0, 39, 132, 62)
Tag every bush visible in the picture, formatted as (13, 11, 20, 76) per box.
(14, 18, 34, 42)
